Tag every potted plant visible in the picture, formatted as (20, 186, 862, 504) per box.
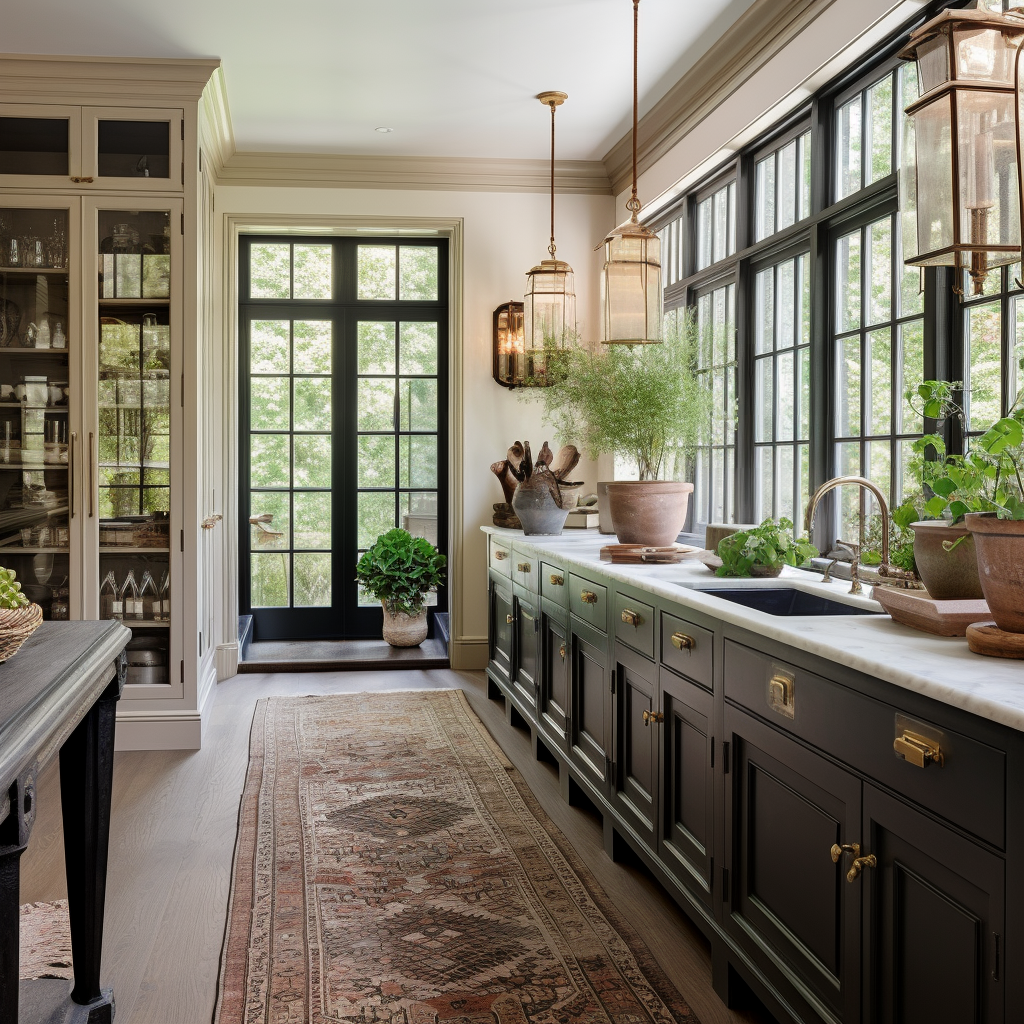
(523, 310, 711, 545)
(0, 566, 42, 662)
(355, 529, 446, 647)
(714, 518, 818, 578)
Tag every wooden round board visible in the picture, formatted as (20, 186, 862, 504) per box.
(966, 621, 1024, 659)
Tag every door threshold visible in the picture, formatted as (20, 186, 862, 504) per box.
(239, 636, 449, 673)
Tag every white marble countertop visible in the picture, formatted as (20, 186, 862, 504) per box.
(483, 526, 1024, 733)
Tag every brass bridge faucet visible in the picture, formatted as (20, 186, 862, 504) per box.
(803, 476, 889, 595)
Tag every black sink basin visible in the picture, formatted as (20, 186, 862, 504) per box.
(692, 587, 883, 616)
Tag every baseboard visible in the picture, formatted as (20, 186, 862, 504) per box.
(114, 710, 202, 751)
(216, 641, 240, 680)
(450, 636, 487, 671)
(199, 655, 218, 715)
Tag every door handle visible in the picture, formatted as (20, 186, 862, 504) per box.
(88, 431, 95, 517)
(69, 431, 77, 518)
(558, 643, 566, 661)
(642, 709, 664, 727)
(506, 613, 514, 624)
(831, 842, 877, 882)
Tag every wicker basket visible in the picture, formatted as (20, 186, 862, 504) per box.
(0, 603, 43, 662)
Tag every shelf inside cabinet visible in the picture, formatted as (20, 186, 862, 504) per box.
(0, 267, 68, 276)
(97, 298, 170, 307)
(0, 546, 68, 554)
(106, 619, 169, 628)
(99, 546, 169, 553)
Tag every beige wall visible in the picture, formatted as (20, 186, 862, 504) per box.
(215, 184, 614, 667)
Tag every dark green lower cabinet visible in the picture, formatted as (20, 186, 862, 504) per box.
(511, 586, 539, 715)
(487, 573, 513, 689)
(611, 643, 658, 848)
(539, 612, 569, 750)
(864, 784, 1004, 1024)
(569, 618, 611, 796)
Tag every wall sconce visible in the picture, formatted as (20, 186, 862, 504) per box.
(900, 3, 1024, 295)
(492, 300, 526, 388)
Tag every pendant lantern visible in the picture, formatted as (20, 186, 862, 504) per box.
(601, 0, 663, 344)
(899, 2, 1024, 295)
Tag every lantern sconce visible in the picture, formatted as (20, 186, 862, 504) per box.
(493, 300, 526, 388)
(900, 2, 1024, 296)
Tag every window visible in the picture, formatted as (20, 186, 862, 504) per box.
(695, 179, 736, 272)
(755, 130, 812, 241)
(660, 213, 685, 288)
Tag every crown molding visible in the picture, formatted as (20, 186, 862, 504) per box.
(200, 67, 234, 177)
(0, 52, 220, 105)
(215, 151, 612, 195)
(603, 0, 832, 195)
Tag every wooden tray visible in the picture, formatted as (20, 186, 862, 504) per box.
(873, 585, 989, 637)
(600, 543, 702, 564)
(966, 621, 1024, 659)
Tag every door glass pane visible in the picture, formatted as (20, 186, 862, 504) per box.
(358, 435, 395, 488)
(398, 436, 437, 487)
(399, 378, 437, 431)
(358, 379, 395, 431)
(250, 377, 289, 431)
(97, 120, 170, 179)
(358, 246, 396, 299)
(399, 322, 438, 374)
(294, 552, 331, 606)
(293, 320, 332, 373)
(293, 378, 331, 431)
(251, 552, 289, 607)
(0, 118, 70, 177)
(358, 322, 396, 374)
(357, 491, 395, 548)
(250, 434, 290, 488)
(293, 435, 331, 488)
(250, 491, 289, 549)
(399, 247, 438, 300)
(293, 492, 331, 549)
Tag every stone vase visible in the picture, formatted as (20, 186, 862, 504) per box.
(964, 513, 1024, 632)
(605, 481, 694, 546)
(512, 475, 570, 536)
(910, 520, 983, 601)
(382, 604, 428, 646)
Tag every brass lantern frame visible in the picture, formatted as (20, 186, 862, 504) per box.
(492, 299, 526, 389)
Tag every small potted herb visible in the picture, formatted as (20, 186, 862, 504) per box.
(715, 518, 818, 578)
(0, 566, 42, 662)
(355, 529, 446, 646)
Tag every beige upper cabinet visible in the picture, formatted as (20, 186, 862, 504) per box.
(0, 104, 184, 192)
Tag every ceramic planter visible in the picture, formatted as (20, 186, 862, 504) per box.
(382, 604, 428, 646)
(605, 481, 694, 546)
(512, 475, 570, 535)
(910, 520, 983, 601)
(964, 513, 1024, 632)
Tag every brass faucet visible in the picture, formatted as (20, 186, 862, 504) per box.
(803, 476, 889, 594)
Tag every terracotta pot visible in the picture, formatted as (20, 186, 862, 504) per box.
(964, 513, 1024, 632)
(910, 520, 983, 601)
(605, 481, 694, 547)
(381, 604, 428, 646)
(512, 475, 569, 536)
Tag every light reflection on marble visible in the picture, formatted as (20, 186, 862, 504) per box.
(483, 526, 1024, 732)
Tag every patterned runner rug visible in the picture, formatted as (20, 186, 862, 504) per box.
(215, 690, 701, 1024)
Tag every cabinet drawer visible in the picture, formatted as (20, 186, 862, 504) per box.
(614, 592, 655, 659)
(541, 561, 568, 606)
(512, 551, 539, 593)
(660, 612, 714, 691)
(569, 573, 607, 631)
(724, 640, 1006, 848)
(488, 536, 513, 577)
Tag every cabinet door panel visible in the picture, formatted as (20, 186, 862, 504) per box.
(726, 704, 861, 1023)
(570, 627, 610, 793)
(488, 574, 513, 688)
(612, 644, 657, 846)
(539, 614, 568, 748)
(512, 590, 539, 713)
(865, 784, 1004, 1024)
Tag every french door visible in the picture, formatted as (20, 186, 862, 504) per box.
(239, 236, 448, 640)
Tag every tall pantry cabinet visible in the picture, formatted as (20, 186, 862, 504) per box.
(0, 56, 224, 749)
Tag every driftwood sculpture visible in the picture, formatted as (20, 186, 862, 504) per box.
(490, 441, 582, 528)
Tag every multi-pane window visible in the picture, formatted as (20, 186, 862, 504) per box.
(832, 213, 925, 543)
(755, 130, 812, 241)
(692, 284, 736, 525)
(660, 214, 685, 287)
(695, 180, 736, 272)
(754, 253, 811, 528)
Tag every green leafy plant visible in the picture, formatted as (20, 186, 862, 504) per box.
(522, 310, 712, 481)
(0, 566, 29, 609)
(862, 499, 920, 573)
(715, 519, 818, 578)
(355, 529, 446, 615)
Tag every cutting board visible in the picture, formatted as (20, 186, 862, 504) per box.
(600, 543, 703, 564)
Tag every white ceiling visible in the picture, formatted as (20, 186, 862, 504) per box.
(2, 0, 755, 161)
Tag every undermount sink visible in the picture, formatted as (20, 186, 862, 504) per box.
(689, 587, 884, 617)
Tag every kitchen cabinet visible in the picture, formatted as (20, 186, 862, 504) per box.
(511, 583, 539, 716)
(568, 615, 612, 797)
(487, 571, 513, 691)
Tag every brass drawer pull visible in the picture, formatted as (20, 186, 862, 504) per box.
(642, 709, 664, 727)
(580, 590, 599, 604)
(517, 562, 531, 573)
(621, 608, 643, 627)
(558, 643, 566, 661)
(506, 614, 514, 624)
(894, 730, 944, 769)
(70, 176, 94, 183)
(831, 842, 877, 883)
(671, 632, 695, 651)
(493, 549, 508, 560)
(549, 573, 564, 586)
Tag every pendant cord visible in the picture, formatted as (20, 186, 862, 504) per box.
(549, 99, 557, 259)
(626, 0, 641, 222)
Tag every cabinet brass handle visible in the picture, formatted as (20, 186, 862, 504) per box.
(70, 176, 94, 183)
(580, 590, 599, 604)
(558, 643, 566, 661)
(671, 632, 695, 651)
(493, 549, 508, 560)
(506, 613, 514, 624)
(517, 562, 531, 573)
(830, 842, 877, 883)
(642, 709, 665, 727)
(69, 431, 77, 518)
(549, 573, 564, 586)
(894, 730, 944, 769)
(621, 608, 643, 627)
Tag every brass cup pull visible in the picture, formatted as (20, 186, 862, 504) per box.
(558, 643, 566, 661)
(642, 709, 665, 727)
(621, 608, 643, 627)
(671, 632, 695, 652)
(831, 842, 876, 882)
(517, 562, 531, 573)
(494, 549, 508, 561)
(894, 730, 944, 769)
(580, 590, 599, 604)
(549, 573, 564, 586)
(506, 614, 514, 624)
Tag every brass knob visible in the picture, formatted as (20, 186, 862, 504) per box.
(621, 608, 643, 627)
(831, 842, 876, 882)
(549, 573, 564, 586)
(580, 590, 598, 604)
(642, 709, 665, 727)
(517, 562, 531, 573)
(558, 643, 566, 661)
(494, 549, 508, 560)
(506, 614, 514, 624)
(671, 632, 695, 651)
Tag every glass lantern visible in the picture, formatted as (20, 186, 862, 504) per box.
(900, 5, 1024, 295)
(523, 258, 575, 378)
(601, 220, 663, 344)
(492, 300, 526, 388)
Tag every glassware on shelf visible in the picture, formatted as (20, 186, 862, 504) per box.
(140, 570, 158, 620)
(51, 580, 69, 621)
(101, 570, 119, 620)
(121, 569, 143, 620)
(158, 570, 170, 621)
(52, 321, 65, 349)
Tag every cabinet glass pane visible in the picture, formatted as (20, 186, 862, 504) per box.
(97, 120, 171, 179)
(0, 118, 69, 177)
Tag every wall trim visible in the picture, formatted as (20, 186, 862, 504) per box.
(114, 709, 202, 751)
(450, 637, 488, 672)
(216, 153, 611, 195)
(200, 66, 234, 178)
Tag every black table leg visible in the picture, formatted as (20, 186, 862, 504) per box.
(0, 769, 36, 1024)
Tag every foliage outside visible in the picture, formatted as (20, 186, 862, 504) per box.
(523, 311, 712, 481)
(355, 528, 446, 616)
(715, 519, 818, 578)
(0, 567, 29, 609)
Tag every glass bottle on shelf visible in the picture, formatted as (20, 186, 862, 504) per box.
(102, 571, 120, 620)
(139, 570, 158, 621)
(121, 569, 142, 620)
(159, 570, 170, 621)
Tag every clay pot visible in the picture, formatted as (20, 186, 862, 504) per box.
(512, 475, 569, 536)
(382, 604, 428, 646)
(605, 481, 694, 546)
(964, 513, 1024, 632)
(910, 520, 983, 601)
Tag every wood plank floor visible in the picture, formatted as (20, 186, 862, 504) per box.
(19, 668, 775, 1024)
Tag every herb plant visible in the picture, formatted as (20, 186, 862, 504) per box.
(715, 519, 818, 578)
(355, 529, 446, 616)
(0, 566, 29, 609)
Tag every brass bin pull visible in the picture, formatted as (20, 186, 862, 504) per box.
(831, 842, 877, 883)
(517, 562, 531, 573)
(549, 573, 564, 586)
(558, 643, 566, 661)
(621, 608, 643, 627)
(642, 709, 665, 727)
(580, 590, 599, 604)
(493, 549, 508, 561)
(506, 613, 514, 624)
(671, 632, 695, 652)
(894, 730, 944, 769)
